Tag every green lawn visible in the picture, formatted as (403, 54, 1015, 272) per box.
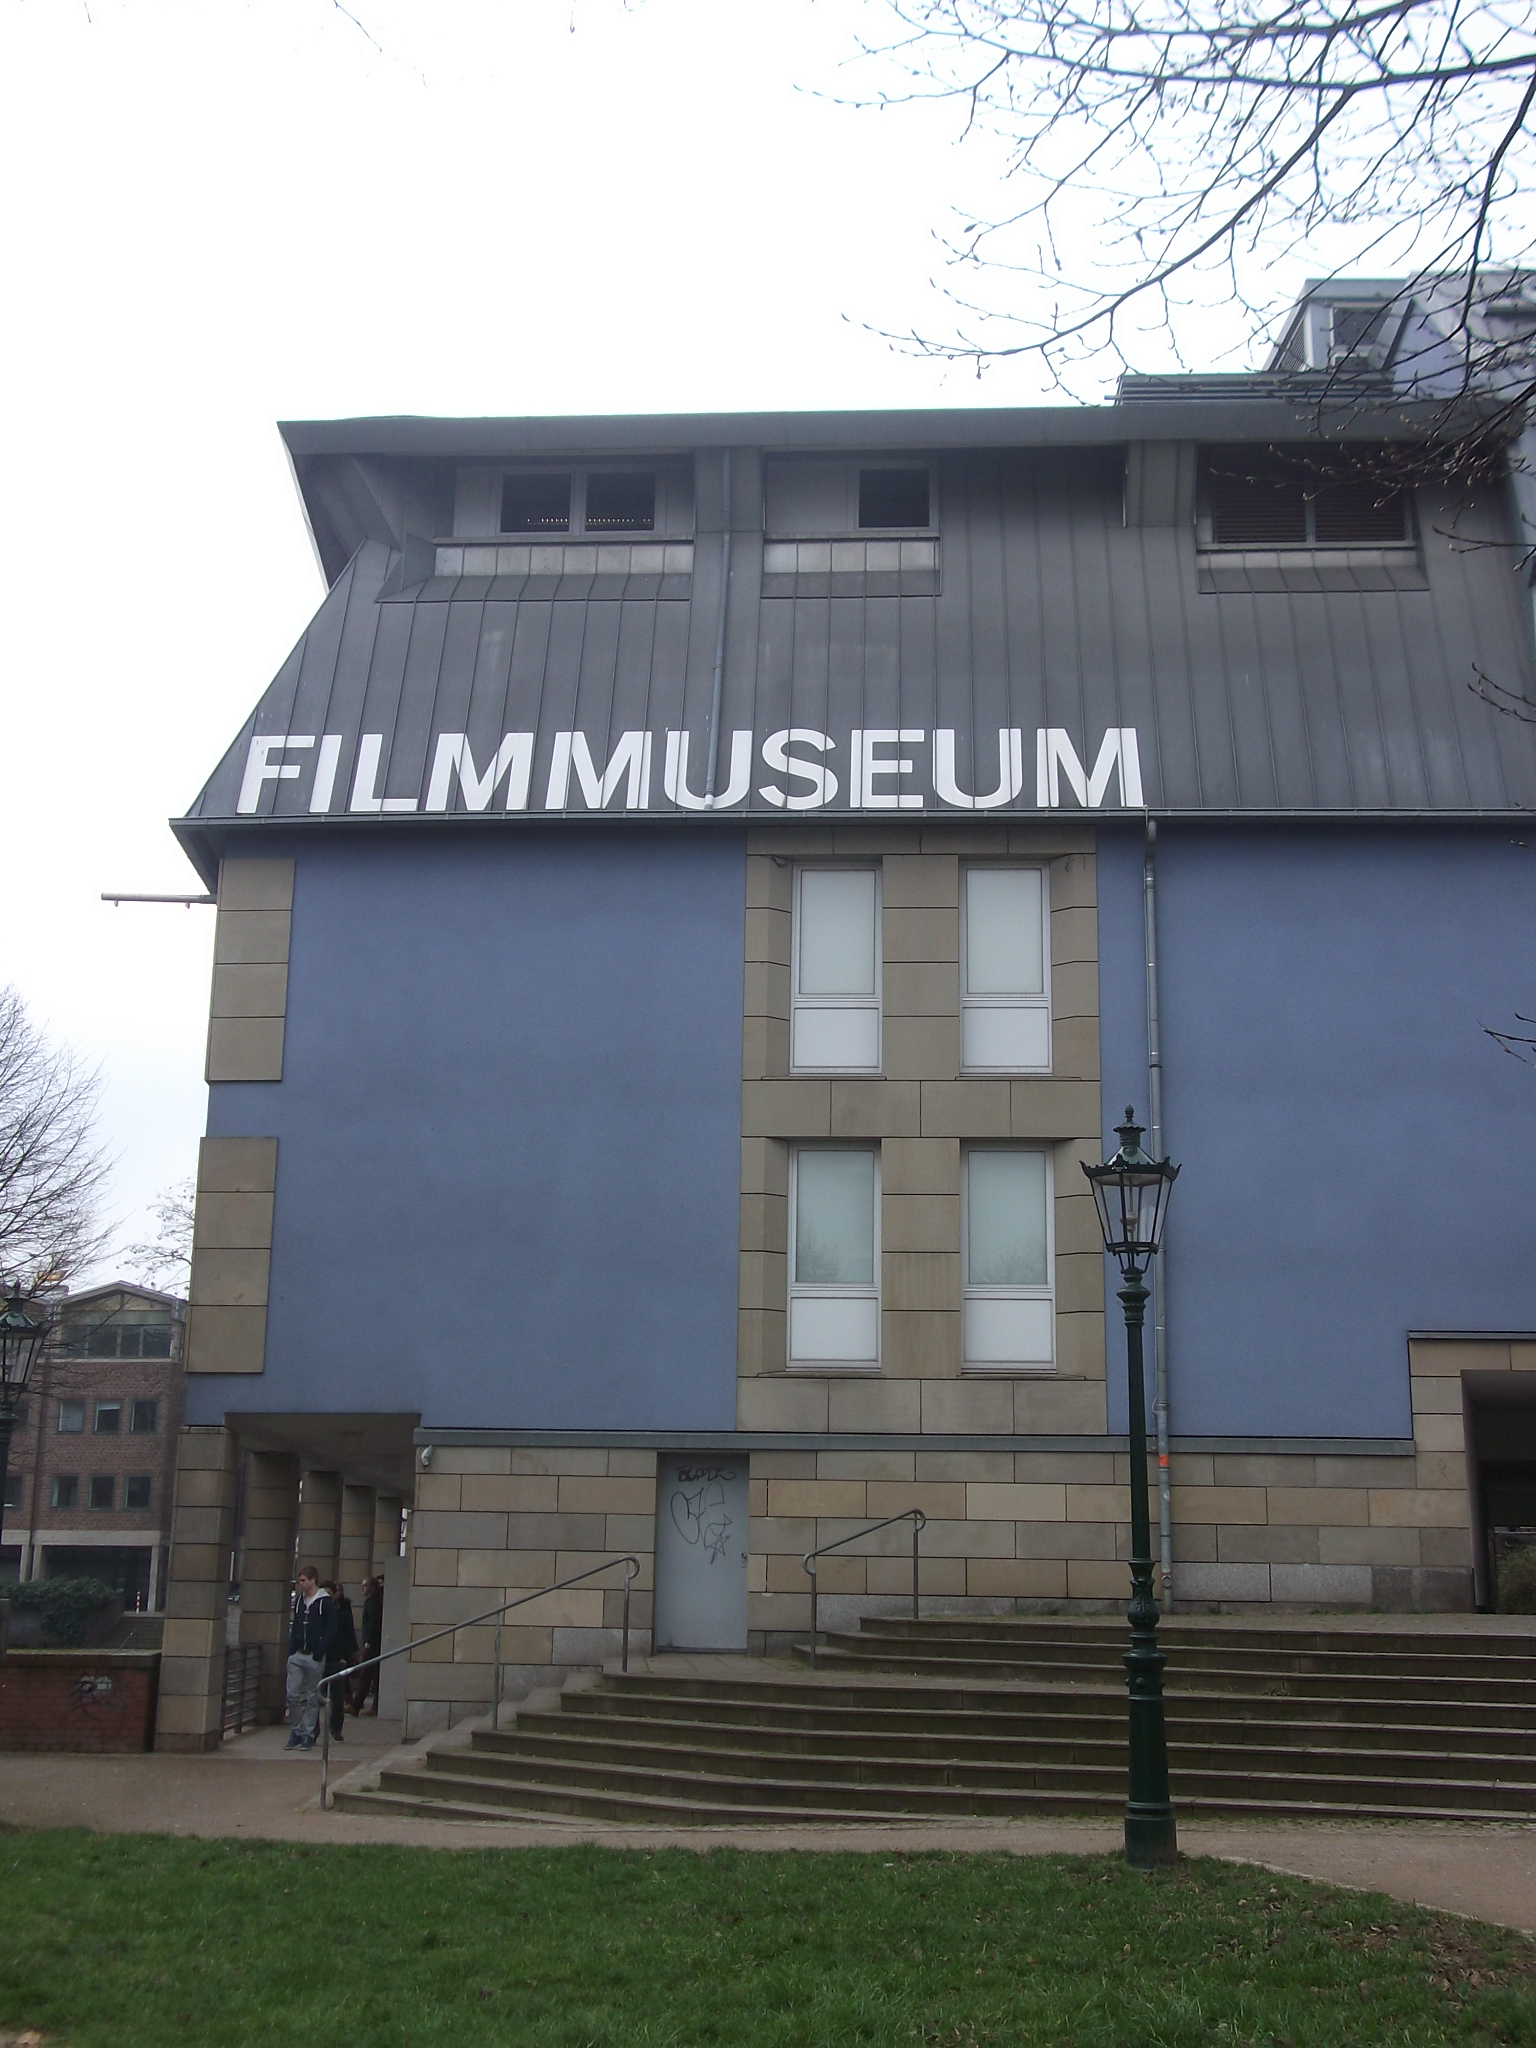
(0, 1833, 1532, 2047)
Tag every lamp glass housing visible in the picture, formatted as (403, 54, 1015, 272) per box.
(1083, 1108, 1179, 1275)
(0, 1288, 49, 1405)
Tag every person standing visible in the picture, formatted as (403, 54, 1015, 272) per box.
(350, 1574, 384, 1715)
(323, 1580, 360, 1742)
(284, 1568, 335, 1751)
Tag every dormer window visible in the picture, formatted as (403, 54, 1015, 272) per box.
(858, 467, 930, 529)
(500, 472, 572, 533)
(498, 468, 657, 536)
(584, 471, 655, 532)
(1202, 448, 1412, 548)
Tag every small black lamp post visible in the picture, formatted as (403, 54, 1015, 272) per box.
(1084, 1107, 1180, 1870)
(0, 1284, 51, 1650)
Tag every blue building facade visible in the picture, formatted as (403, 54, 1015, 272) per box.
(153, 281, 1536, 1747)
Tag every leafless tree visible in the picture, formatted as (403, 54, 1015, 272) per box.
(855, 0, 1536, 403)
(119, 1177, 195, 1295)
(0, 988, 111, 1291)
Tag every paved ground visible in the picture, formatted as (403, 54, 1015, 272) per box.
(0, 1729, 1532, 1934)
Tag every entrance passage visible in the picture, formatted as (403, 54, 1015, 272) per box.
(652, 1454, 749, 1651)
(1466, 1374, 1536, 1611)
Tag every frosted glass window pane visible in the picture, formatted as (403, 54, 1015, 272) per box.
(792, 1006, 880, 1070)
(790, 1294, 879, 1362)
(795, 1150, 875, 1285)
(965, 1296, 1054, 1364)
(799, 870, 877, 995)
(966, 869, 1043, 995)
(967, 1150, 1048, 1287)
(962, 1005, 1050, 1071)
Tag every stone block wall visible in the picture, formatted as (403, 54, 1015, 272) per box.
(404, 1445, 657, 1736)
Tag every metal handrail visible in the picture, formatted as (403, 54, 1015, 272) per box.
(802, 1509, 925, 1668)
(313, 1553, 640, 1809)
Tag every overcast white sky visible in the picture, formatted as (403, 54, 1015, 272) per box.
(0, 0, 1277, 1283)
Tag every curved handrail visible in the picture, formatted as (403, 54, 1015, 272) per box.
(802, 1509, 925, 1668)
(313, 1553, 640, 1809)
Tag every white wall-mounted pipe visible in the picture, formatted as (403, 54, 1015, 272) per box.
(1144, 818, 1175, 1610)
(704, 448, 733, 804)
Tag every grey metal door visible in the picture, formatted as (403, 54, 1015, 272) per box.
(652, 1455, 749, 1651)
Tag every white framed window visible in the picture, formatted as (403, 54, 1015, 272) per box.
(962, 866, 1050, 1072)
(963, 1145, 1055, 1368)
(791, 866, 881, 1072)
(788, 1146, 880, 1368)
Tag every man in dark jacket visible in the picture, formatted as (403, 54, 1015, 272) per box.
(284, 1567, 335, 1751)
(323, 1581, 360, 1741)
(350, 1575, 384, 1715)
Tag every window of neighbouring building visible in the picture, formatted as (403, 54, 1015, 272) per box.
(788, 1147, 880, 1369)
(962, 867, 1050, 1072)
(59, 1310, 173, 1359)
(129, 1399, 158, 1434)
(88, 1475, 114, 1511)
(94, 1401, 122, 1434)
(124, 1475, 152, 1511)
(791, 867, 881, 1073)
(56, 1399, 84, 1433)
(962, 1147, 1055, 1368)
(2, 1474, 21, 1511)
(51, 1475, 78, 1510)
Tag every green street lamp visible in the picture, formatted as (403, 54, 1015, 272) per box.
(1084, 1108, 1180, 1870)
(0, 1284, 51, 1644)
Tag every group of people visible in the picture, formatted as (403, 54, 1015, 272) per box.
(283, 1565, 386, 1751)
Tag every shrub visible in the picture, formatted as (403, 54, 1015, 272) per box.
(1495, 1544, 1536, 1614)
(9, 1576, 118, 1646)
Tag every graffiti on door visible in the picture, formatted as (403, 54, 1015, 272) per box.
(668, 1464, 740, 1565)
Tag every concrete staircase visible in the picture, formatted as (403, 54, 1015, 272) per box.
(334, 1615, 1536, 1826)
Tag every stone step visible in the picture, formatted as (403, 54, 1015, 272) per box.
(855, 1619, 1536, 1681)
(805, 1640, 1536, 1702)
(586, 1672, 1536, 1734)
(381, 1750, 1534, 1820)
(868, 1622, 1536, 1671)
(335, 1776, 1519, 1829)
(487, 1712, 1536, 1782)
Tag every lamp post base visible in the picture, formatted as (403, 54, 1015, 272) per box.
(1124, 1808, 1179, 1870)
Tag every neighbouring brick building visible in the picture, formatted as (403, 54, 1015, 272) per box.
(151, 274, 1536, 1748)
(2, 1285, 187, 1610)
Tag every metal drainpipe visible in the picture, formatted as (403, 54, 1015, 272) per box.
(703, 448, 732, 805)
(1144, 817, 1175, 1611)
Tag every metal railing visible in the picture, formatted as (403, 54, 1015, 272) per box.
(314, 1554, 640, 1809)
(803, 1509, 925, 1668)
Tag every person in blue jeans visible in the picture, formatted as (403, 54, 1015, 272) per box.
(284, 1567, 336, 1750)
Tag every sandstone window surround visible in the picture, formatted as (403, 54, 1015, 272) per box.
(739, 826, 1106, 1429)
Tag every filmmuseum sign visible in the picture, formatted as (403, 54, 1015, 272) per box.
(237, 726, 1145, 817)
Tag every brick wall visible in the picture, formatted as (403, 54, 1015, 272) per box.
(0, 1650, 159, 1752)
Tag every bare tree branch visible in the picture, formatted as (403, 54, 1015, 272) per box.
(0, 988, 111, 1292)
(119, 1178, 194, 1296)
(849, 0, 1536, 398)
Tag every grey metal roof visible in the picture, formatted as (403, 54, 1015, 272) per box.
(175, 422, 1536, 880)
